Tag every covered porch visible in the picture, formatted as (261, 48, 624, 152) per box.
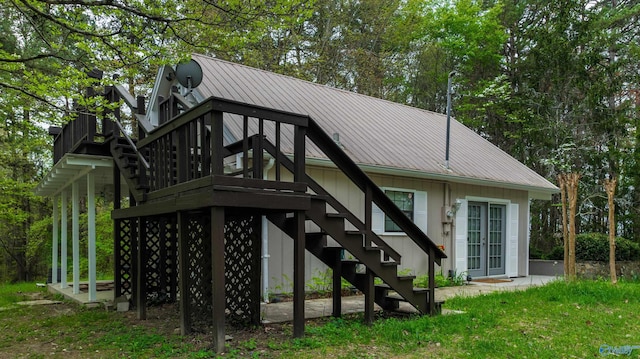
(35, 153, 127, 304)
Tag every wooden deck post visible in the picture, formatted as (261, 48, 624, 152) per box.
(364, 268, 374, 326)
(51, 196, 59, 284)
(87, 172, 97, 302)
(60, 191, 68, 289)
(113, 166, 122, 300)
(332, 250, 342, 317)
(136, 216, 147, 320)
(177, 211, 191, 335)
(72, 181, 80, 294)
(428, 247, 436, 315)
(211, 207, 226, 353)
(211, 112, 224, 176)
(293, 211, 305, 337)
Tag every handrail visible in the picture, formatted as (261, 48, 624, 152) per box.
(138, 97, 309, 148)
(262, 141, 403, 262)
(306, 119, 446, 263)
(113, 118, 150, 169)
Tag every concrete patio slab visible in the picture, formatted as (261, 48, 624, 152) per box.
(48, 275, 560, 322)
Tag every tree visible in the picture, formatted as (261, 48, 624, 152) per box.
(604, 177, 617, 284)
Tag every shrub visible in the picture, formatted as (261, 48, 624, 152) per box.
(548, 245, 565, 260)
(574, 233, 640, 261)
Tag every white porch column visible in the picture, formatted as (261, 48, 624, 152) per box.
(51, 196, 59, 284)
(72, 181, 80, 295)
(87, 172, 97, 301)
(61, 191, 68, 289)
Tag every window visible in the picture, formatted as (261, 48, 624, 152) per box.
(384, 190, 414, 232)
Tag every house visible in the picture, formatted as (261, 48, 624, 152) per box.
(169, 54, 557, 283)
(35, 54, 557, 352)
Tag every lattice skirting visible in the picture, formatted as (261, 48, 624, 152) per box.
(224, 215, 261, 326)
(115, 218, 134, 299)
(118, 210, 261, 331)
(115, 215, 179, 306)
(143, 215, 179, 305)
(182, 211, 262, 331)
(183, 211, 213, 330)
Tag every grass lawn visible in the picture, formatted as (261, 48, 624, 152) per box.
(1, 280, 639, 358)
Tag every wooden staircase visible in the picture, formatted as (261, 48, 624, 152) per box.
(109, 137, 150, 204)
(269, 194, 443, 316)
(100, 95, 447, 343)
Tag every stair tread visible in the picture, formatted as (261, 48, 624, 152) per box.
(398, 275, 416, 281)
(375, 283, 430, 292)
(326, 213, 347, 218)
(381, 261, 400, 267)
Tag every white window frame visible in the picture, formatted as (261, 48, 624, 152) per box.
(372, 187, 427, 236)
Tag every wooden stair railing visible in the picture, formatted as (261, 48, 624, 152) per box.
(263, 141, 443, 316)
(304, 119, 446, 315)
(109, 136, 150, 204)
(106, 94, 447, 317)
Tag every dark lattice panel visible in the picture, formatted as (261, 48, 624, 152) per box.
(186, 212, 213, 330)
(144, 215, 178, 306)
(115, 218, 133, 298)
(224, 215, 261, 326)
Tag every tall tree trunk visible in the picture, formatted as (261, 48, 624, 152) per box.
(605, 177, 617, 284)
(558, 174, 569, 277)
(566, 173, 580, 281)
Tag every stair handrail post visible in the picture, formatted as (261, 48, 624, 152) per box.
(293, 124, 306, 183)
(85, 86, 97, 142)
(253, 119, 264, 179)
(211, 110, 224, 175)
(136, 95, 147, 140)
(306, 119, 446, 264)
(428, 247, 436, 315)
(364, 185, 373, 248)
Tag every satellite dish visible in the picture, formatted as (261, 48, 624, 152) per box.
(175, 59, 203, 89)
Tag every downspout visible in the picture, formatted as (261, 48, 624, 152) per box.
(262, 157, 275, 303)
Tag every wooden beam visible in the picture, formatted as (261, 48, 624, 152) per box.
(87, 172, 97, 301)
(60, 191, 68, 289)
(52, 196, 59, 284)
(332, 250, 342, 318)
(364, 268, 374, 326)
(293, 211, 305, 338)
(178, 212, 191, 335)
(211, 207, 226, 353)
(72, 181, 80, 295)
(136, 217, 147, 320)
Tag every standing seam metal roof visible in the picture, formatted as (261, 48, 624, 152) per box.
(192, 53, 558, 193)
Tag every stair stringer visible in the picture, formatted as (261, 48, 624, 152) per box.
(304, 198, 431, 314)
(109, 138, 148, 203)
(268, 196, 431, 315)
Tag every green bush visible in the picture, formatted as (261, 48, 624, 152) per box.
(555, 233, 640, 262)
(548, 245, 565, 260)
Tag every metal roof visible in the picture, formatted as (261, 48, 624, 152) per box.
(192, 54, 558, 198)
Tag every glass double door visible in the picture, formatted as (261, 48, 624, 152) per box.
(467, 202, 506, 278)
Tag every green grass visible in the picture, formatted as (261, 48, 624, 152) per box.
(0, 282, 47, 307)
(274, 280, 640, 358)
(1, 280, 640, 358)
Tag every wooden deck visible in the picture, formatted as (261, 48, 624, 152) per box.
(48, 85, 447, 353)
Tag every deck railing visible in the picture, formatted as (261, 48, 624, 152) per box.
(52, 108, 98, 163)
(134, 95, 445, 280)
(136, 97, 309, 192)
(51, 86, 138, 164)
